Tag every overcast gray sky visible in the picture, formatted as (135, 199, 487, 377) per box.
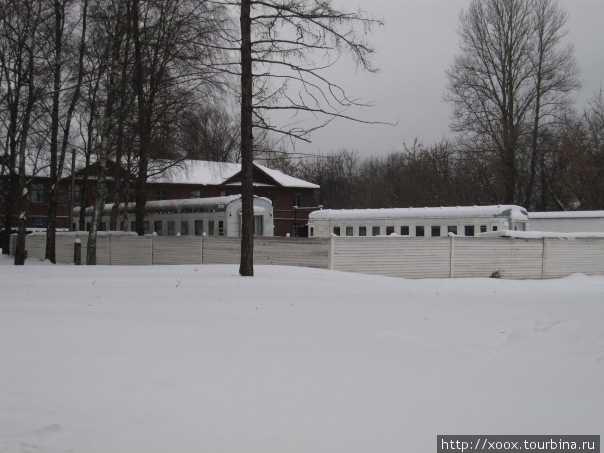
(288, 0, 604, 159)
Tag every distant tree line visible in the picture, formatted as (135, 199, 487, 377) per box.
(293, 0, 603, 212)
(295, 89, 604, 211)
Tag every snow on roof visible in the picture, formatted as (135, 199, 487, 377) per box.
(529, 211, 604, 219)
(77, 195, 246, 215)
(481, 230, 604, 239)
(309, 205, 528, 221)
(254, 163, 320, 189)
(148, 160, 319, 189)
(149, 161, 241, 185)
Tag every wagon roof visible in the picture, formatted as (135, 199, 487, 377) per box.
(308, 205, 528, 221)
(529, 210, 604, 219)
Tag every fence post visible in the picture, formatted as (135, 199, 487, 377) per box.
(449, 235, 455, 278)
(328, 236, 335, 270)
(541, 237, 547, 279)
(74, 238, 81, 265)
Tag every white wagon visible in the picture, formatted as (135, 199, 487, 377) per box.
(76, 195, 274, 237)
(307, 205, 529, 237)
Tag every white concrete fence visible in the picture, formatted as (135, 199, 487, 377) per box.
(11, 233, 604, 279)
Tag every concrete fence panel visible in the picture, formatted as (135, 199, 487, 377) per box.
(544, 238, 604, 278)
(452, 237, 544, 279)
(332, 237, 451, 279)
(202, 237, 241, 264)
(109, 235, 152, 265)
(252, 238, 329, 268)
(153, 236, 203, 265)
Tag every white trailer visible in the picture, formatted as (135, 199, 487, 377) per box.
(307, 205, 529, 237)
(76, 195, 274, 237)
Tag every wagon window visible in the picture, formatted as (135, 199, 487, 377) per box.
(480, 225, 487, 233)
(167, 221, 176, 236)
(372, 226, 380, 236)
(431, 226, 441, 237)
(359, 226, 367, 236)
(254, 216, 263, 236)
(181, 221, 189, 235)
(386, 226, 394, 235)
(333, 226, 340, 236)
(464, 225, 475, 236)
(447, 225, 457, 235)
(400, 226, 409, 236)
(194, 220, 203, 236)
(346, 226, 353, 236)
(416, 226, 425, 237)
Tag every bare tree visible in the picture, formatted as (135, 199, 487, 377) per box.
(445, 0, 580, 207)
(45, 0, 89, 262)
(233, 0, 383, 276)
(0, 0, 50, 263)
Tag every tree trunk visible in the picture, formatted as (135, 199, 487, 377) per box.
(239, 0, 254, 276)
(132, 0, 149, 236)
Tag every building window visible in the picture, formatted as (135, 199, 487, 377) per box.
(31, 217, 44, 228)
(190, 190, 201, 198)
(194, 220, 204, 235)
(372, 226, 380, 236)
(181, 221, 189, 235)
(154, 221, 163, 235)
(480, 225, 487, 233)
(144, 221, 150, 234)
(416, 226, 425, 237)
(346, 226, 353, 236)
(431, 226, 441, 237)
(71, 186, 83, 203)
(386, 226, 394, 235)
(131, 221, 136, 232)
(156, 188, 168, 200)
(333, 226, 340, 236)
(448, 225, 457, 235)
(100, 222, 107, 231)
(218, 221, 225, 236)
(492, 225, 498, 231)
(254, 216, 263, 236)
(266, 191, 275, 204)
(30, 184, 45, 203)
(208, 220, 215, 236)
(309, 227, 314, 237)
(464, 225, 475, 236)
(128, 190, 136, 203)
(293, 192, 302, 208)
(167, 221, 176, 236)
(359, 226, 367, 236)
(400, 226, 409, 236)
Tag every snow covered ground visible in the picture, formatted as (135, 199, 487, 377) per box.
(1, 255, 603, 453)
